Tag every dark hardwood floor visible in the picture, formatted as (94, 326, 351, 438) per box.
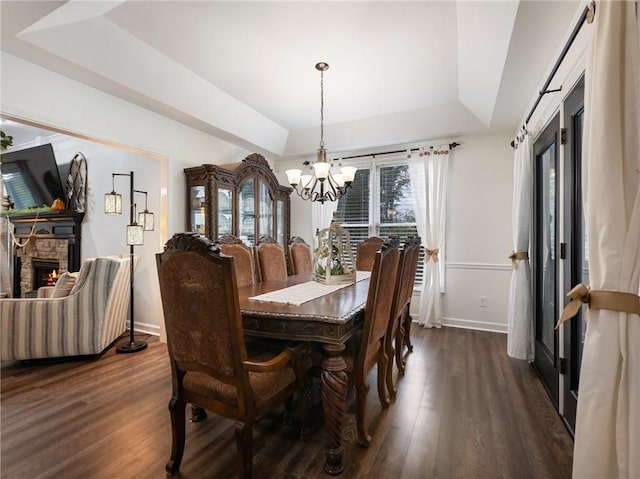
(1, 327, 573, 479)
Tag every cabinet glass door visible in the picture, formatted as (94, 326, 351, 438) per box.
(276, 200, 285, 245)
(218, 187, 233, 236)
(239, 178, 255, 245)
(258, 179, 273, 240)
(189, 185, 206, 235)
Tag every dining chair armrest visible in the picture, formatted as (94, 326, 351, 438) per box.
(243, 349, 291, 372)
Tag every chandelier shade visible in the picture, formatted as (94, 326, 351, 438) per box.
(285, 62, 356, 204)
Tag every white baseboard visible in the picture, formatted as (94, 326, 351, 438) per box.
(135, 322, 160, 337)
(441, 316, 507, 334)
(408, 315, 507, 334)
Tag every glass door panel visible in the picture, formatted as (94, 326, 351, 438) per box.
(563, 76, 586, 433)
(189, 185, 206, 235)
(258, 179, 273, 240)
(533, 113, 560, 407)
(239, 178, 255, 246)
(276, 200, 285, 246)
(540, 143, 557, 353)
(218, 188, 233, 236)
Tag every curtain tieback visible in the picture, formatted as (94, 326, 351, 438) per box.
(508, 251, 529, 268)
(425, 248, 439, 262)
(556, 283, 640, 328)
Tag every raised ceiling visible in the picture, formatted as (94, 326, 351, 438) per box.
(1, 1, 583, 158)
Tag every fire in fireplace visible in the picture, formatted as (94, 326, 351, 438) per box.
(33, 260, 60, 290)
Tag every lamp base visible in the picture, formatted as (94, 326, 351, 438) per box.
(116, 340, 148, 354)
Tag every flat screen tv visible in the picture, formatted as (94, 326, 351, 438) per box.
(1, 144, 66, 211)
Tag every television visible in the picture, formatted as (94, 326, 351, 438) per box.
(1, 144, 66, 210)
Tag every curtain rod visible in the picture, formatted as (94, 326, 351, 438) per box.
(511, 2, 593, 149)
(330, 142, 460, 162)
(525, 3, 592, 125)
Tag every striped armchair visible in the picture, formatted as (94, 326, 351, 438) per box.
(0, 256, 131, 361)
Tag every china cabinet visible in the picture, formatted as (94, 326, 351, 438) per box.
(184, 154, 291, 246)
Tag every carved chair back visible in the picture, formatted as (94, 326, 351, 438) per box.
(215, 234, 256, 287)
(255, 235, 288, 282)
(355, 236, 385, 271)
(288, 236, 313, 275)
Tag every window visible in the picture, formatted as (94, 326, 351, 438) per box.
(335, 159, 424, 284)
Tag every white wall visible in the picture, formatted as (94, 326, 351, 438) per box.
(444, 132, 513, 332)
(1, 52, 252, 339)
(279, 131, 514, 333)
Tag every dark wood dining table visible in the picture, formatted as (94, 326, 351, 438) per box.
(237, 273, 370, 475)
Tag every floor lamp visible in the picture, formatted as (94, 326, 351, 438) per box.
(104, 171, 154, 353)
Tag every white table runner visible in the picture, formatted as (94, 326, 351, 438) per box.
(249, 271, 371, 306)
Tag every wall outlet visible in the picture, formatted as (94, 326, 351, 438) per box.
(479, 296, 488, 307)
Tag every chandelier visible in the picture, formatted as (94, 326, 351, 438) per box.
(285, 62, 357, 204)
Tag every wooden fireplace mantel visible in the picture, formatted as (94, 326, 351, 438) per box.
(4, 211, 85, 239)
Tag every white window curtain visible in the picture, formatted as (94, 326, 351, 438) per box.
(409, 147, 449, 328)
(571, 2, 640, 477)
(311, 201, 338, 248)
(506, 132, 534, 360)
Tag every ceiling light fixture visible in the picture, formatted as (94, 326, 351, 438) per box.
(285, 62, 357, 204)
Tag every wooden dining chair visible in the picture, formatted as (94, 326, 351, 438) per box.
(288, 236, 313, 275)
(215, 234, 256, 287)
(399, 237, 421, 363)
(345, 236, 401, 447)
(255, 235, 288, 282)
(385, 236, 421, 399)
(156, 233, 306, 478)
(355, 236, 384, 271)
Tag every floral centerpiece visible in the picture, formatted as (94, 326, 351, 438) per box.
(313, 219, 356, 285)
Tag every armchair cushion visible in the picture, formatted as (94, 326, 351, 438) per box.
(50, 272, 78, 298)
(36, 287, 55, 299)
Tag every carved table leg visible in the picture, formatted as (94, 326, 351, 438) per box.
(321, 343, 349, 475)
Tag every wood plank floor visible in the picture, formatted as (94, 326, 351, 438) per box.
(1, 327, 573, 479)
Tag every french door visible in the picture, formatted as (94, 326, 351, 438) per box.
(533, 114, 560, 407)
(532, 78, 586, 432)
(562, 76, 586, 434)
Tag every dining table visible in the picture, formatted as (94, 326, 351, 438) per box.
(237, 272, 370, 475)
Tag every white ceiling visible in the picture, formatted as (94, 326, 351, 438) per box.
(0, 1, 583, 158)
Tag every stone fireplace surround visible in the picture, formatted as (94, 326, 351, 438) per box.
(7, 212, 84, 297)
(19, 239, 69, 296)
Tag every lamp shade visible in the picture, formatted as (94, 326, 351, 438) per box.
(138, 210, 154, 231)
(126, 223, 144, 245)
(104, 192, 122, 214)
(340, 166, 357, 183)
(285, 169, 302, 186)
(312, 161, 331, 180)
(332, 173, 345, 187)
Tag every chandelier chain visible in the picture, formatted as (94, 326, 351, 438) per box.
(320, 68, 325, 149)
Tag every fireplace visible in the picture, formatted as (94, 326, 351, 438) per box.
(7, 211, 84, 297)
(32, 260, 60, 289)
